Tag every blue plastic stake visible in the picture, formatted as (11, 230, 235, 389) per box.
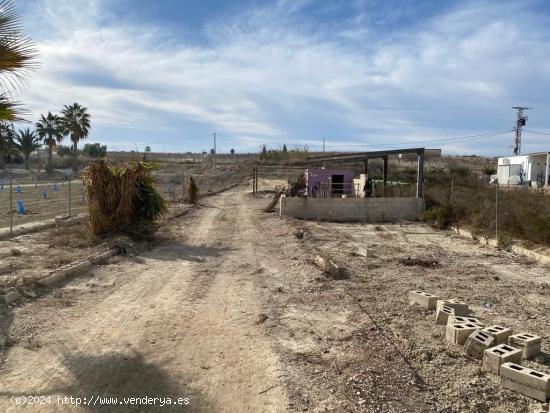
(18, 198, 25, 214)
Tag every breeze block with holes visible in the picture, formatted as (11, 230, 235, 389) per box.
(483, 344, 523, 375)
(436, 305, 455, 325)
(447, 315, 484, 326)
(436, 299, 469, 314)
(464, 329, 496, 358)
(483, 325, 513, 346)
(500, 362, 550, 402)
(408, 290, 440, 310)
(446, 322, 484, 345)
(508, 333, 542, 359)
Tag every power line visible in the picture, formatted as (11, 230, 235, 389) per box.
(524, 129, 550, 136)
(104, 129, 514, 152)
(279, 130, 513, 149)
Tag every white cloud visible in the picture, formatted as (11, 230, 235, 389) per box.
(13, 0, 550, 154)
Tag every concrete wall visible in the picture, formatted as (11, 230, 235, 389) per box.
(280, 196, 424, 222)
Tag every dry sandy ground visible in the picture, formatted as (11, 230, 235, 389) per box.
(0, 187, 549, 412)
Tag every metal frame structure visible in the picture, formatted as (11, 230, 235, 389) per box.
(512, 106, 531, 156)
(305, 147, 425, 198)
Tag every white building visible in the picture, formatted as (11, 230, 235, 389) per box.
(497, 152, 550, 187)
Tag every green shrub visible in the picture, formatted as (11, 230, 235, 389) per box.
(421, 205, 452, 229)
(497, 233, 513, 251)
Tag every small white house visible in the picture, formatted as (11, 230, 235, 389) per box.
(497, 152, 550, 187)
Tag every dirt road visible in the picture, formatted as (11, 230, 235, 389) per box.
(1, 186, 549, 412)
(0, 187, 287, 412)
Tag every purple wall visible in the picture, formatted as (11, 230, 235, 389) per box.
(306, 168, 355, 196)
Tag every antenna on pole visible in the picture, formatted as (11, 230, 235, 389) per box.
(512, 106, 532, 155)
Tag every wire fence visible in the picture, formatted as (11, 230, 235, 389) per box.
(425, 178, 550, 247)
(0, 177, 86, 232)
(0, 169, 246, 233)
(156, 171, 246, 203)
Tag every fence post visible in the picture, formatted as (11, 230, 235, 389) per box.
(9, 173, 13, 234)
(68, 177, 72, 217)
(450, 179, 454, 206)
(181, 175, 189, 202)
(495, 182, 499, 241)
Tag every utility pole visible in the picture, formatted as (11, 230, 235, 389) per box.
(213, 132, 217, 169)
(512, 106, 531, 155)
(495, 182, 499, 241)
(322, 138, 325, 153)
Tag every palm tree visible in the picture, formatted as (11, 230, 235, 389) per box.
(36, 112, 63, 171)
(0, 121, 15, 168)
(60, 103, 91, 171)
(0, 0, 37, 121)
(14, 128, 40, 169)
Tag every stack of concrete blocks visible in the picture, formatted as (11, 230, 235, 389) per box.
(483, 344, 523, 375)
(500, 363, 550, 402)
(464, 330, 495, 358)
(509, 333, 542, 359)
(435, 300, 469, 325)
(446, 322, 485, 345)
(408, 290, 440, 310)
(408, 291, 549, 403)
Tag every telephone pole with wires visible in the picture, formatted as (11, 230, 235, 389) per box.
(512, 106, 531, 155)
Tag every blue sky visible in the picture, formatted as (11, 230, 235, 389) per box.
(11, 0, 550, 155)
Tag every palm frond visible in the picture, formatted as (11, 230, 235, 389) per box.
(0, 0, 37, 122)
(83, 160, 167, 236)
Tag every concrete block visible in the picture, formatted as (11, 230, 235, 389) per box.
(436, 305, 455, 325)
(41, 270, 66, 286)
(509, 333, 542, 359)
(500, 362, 550, 402)
(446, 322, 484, 345)
(464, 330, 496, 359)
(0, 290, 22, 305)
(483, 325, 513, 345)
(409, 290, 440, 310)
(64, 261, 93, 277)
(448, 315, 484, 326)
(483, 344, 522, 375)
(436, 299, 469, 316)
(355, 246, 368, 257)
(89, 248, 119, 264)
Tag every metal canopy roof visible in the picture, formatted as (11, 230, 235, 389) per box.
(306, 147, 425, 163)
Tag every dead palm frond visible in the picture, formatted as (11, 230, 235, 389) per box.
(83, 160, 168, 236)
(186, 176, 199, 204)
